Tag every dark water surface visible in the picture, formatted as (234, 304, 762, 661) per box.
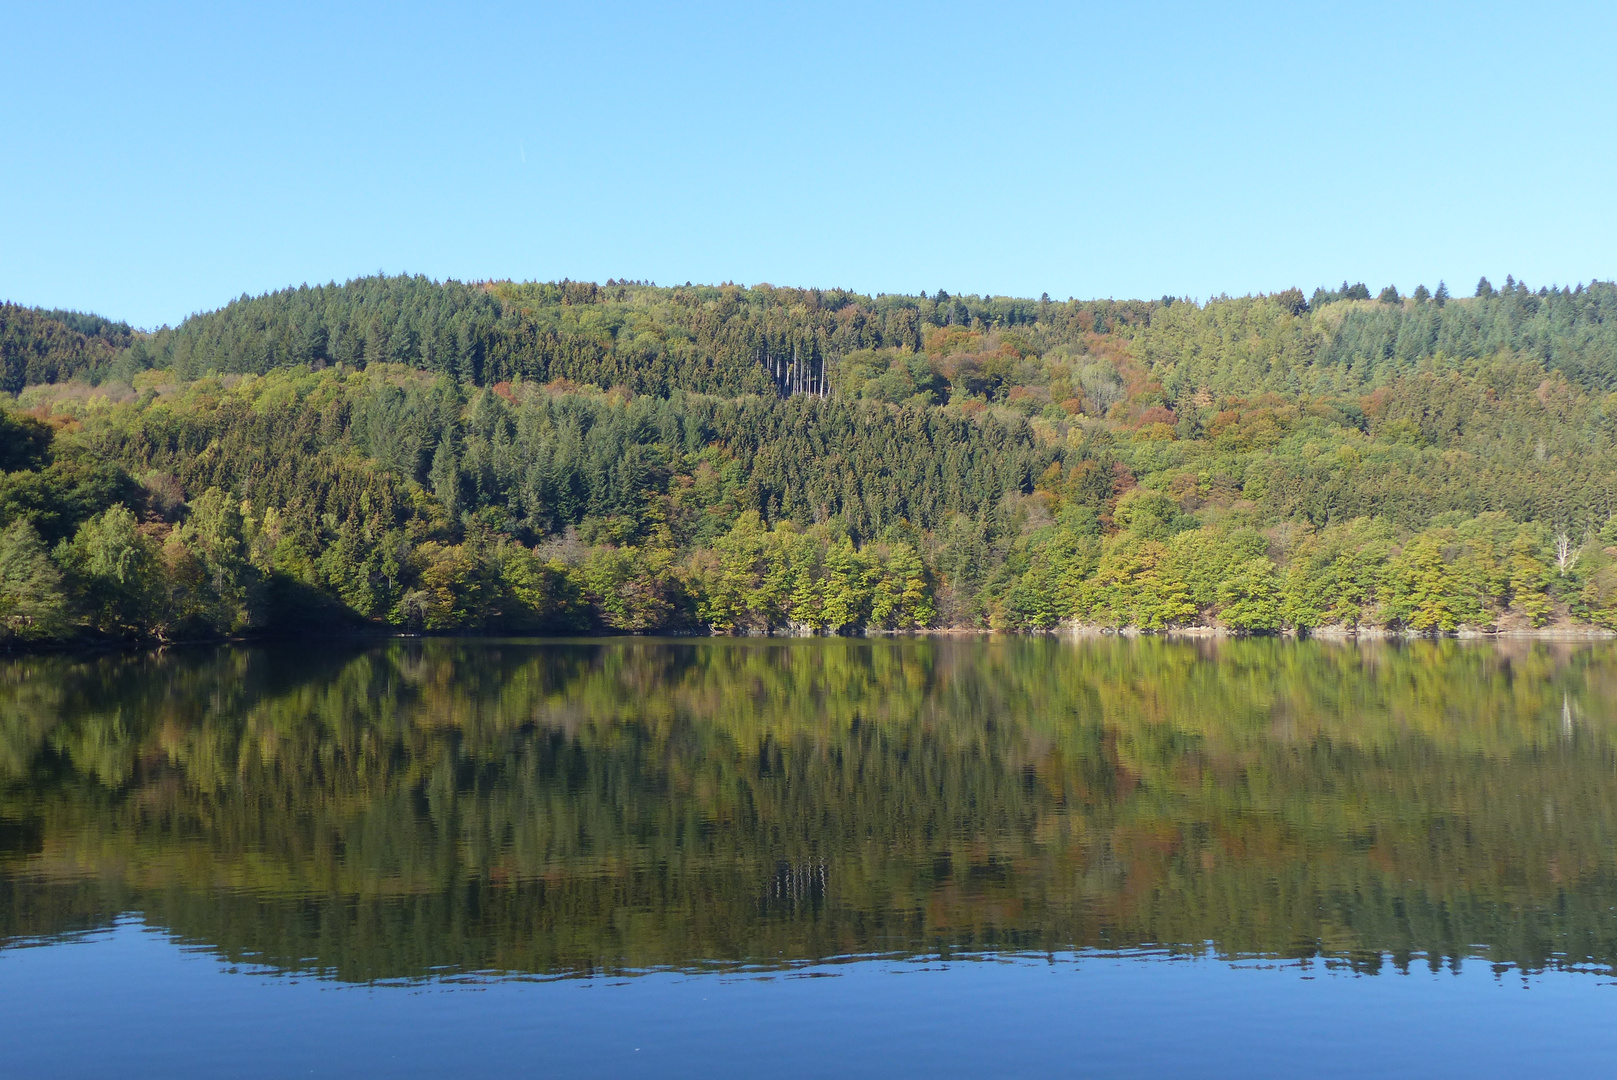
(4, 636, 1617, 1077)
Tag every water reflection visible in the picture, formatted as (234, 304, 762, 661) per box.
(2, 636, 1615, 982)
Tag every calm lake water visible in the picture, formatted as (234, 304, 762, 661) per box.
(3, 636, 1617, 1077)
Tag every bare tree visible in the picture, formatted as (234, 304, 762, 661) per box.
(1554, 532, 1576, 575)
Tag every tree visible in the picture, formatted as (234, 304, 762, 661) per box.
(1554, 532, 1577, 576)
(0, 411, 52, 472)
(1080, 538, 1194, 629)
(1276, 519, 1392, 631)
(0, 520, 72, 641)
(1382, 533, 1470, 632)
(820, 537, 871, 633)
(55, 504, 161, 636)
(1274, 288, 1308, 316)
(1217, 557, 1281, 631)
(1507, 532, 1552, 626)
(869, 541, 934, 630)
(411, 541, 479, 630)
(430, 438, 461, 519)
(498, 544, 580, 631)
(783, 531, 826, 631)
(171, 487, 260, 633)
(581, 543, 678, 632)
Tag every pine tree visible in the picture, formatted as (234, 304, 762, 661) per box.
(430, 438, 461, 519)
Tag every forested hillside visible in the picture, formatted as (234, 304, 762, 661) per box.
(0, 303, 132, 393)
(3, 274, 1617, 643)
(12, 273, 1617, 397)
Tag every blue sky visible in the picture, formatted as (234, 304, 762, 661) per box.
(3, 1, 1614, 328)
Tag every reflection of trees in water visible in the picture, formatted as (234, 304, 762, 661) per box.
(1, 636, 1616, 981)
(765, 861, 828, 915)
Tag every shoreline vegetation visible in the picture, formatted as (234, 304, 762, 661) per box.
(6, 274, 1617, 647)
(3, 624, 1613, 658)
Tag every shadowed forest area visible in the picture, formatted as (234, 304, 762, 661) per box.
(2, 636, 1614, 980)
(4, 275, 1617, 641)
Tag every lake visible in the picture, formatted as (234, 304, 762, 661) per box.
(3, 636, 1616, 1077)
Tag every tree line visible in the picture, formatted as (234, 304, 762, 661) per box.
(8, 272, 1617, 400)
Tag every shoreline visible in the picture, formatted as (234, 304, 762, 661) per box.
(6, 622, 1615, 659)
(1052, 622, 1616, 641)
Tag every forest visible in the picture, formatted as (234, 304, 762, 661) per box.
(3, 273, 1617, 643)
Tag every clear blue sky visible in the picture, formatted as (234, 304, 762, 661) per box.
(4, 1, 1614, 328)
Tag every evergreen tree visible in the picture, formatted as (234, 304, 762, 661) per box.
(430, 438, 462, 519)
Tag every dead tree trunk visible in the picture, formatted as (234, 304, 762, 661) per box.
(1555, 532, 1576, 575)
